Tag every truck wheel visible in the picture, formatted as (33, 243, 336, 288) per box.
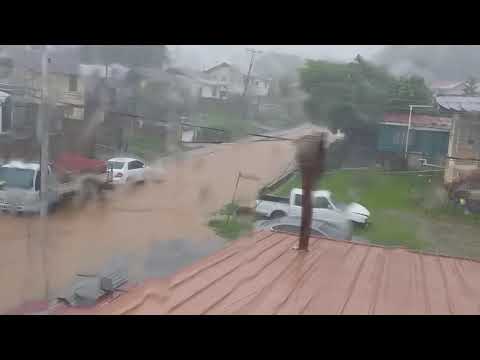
(74, 180, 99, 208)
(270, 210, 286, 219)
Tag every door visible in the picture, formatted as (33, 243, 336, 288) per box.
(289, 193, 338, 222)
(127, 160, 144, 182)
(312, 196, 339, 223)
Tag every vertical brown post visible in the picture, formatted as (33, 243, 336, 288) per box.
(298, 169, 313, 250)
(295, 134, 326, 251)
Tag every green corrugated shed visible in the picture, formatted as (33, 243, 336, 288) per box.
(377, 124, 449, 158)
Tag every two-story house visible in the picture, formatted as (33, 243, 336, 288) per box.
(0, 47, 86, 158)
(202, 62, 271, 100)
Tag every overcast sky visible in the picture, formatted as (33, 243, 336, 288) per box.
(169, 45, 385, 70)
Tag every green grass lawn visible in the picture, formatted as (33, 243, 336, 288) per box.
(208, 202, 254, 240)
(271, 169, 467, 251)
(195, 109, 263, 140)
(127, 135, 166, 160)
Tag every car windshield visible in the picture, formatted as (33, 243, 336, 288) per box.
(108, 161, 125, 170)
(329, 194, 347, 210)
(0, 167, 35, 190)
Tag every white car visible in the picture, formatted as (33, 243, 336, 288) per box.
(108, 157, 146, 185)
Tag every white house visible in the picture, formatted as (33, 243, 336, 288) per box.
(202, 62, 271, 99)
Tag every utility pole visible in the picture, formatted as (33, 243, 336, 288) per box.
(38, 45, 50, 300)
(39, 46, 49, 218)
(242, 48, 262, 120)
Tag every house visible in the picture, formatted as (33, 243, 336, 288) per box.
(0, 47, 86, 158)
(167, 66, 228, 101)
(436, 96, 480, 184)
(377, 113, 452, 168)
(202, 62, 271, 99)
(429, 80, 480, 96)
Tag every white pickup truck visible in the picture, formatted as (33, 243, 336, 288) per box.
(256, 188, 370, 225)
(0, 153, 113, 214)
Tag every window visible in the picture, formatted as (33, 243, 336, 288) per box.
(69, 75, 78, 92)
(294, 194, 303, 206)
(393, 131, 403, 145)
(128, 161, 144, 170)
(35, 171, 41, 192)
(0, 167, 35, 190)
(108, 161, 125, 170)
(255, 80, 260, 86)
(0, 98, 13, 133)
(212, 86, 218, 97)
(314, 197, 331, 209)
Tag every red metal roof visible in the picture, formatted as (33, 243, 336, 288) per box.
(54, 230, 480, 315)
(383, 113, 452, 130)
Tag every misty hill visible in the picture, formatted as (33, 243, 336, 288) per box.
(374, 45, 480, 82)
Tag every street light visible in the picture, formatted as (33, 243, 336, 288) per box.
(405, 104, 434, 158)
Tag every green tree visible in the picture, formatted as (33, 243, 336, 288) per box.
(300, 55, 432, 139)
(463, 76, 479, 96)
(300, 55, 392, 137)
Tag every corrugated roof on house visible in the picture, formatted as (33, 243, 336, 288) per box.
(436, 96, 480, 112)
(382, 113, 452, 130)
(430, 80, 464, 90)
(55, 230, 480, 315)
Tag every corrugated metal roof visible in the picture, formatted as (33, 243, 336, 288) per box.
(436, 96, 480, 112)
(57, 230, 480, 315)
(382, 113, 452, 130)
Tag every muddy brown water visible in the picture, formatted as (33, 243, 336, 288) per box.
(0, 125, 324, 313)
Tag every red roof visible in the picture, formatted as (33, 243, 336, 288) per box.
(51, 230, 480, 315)
(383, 113, 452, 130)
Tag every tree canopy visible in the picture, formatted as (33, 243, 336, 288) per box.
(463, 76, 479, 96)
(299, 55, 433, 137)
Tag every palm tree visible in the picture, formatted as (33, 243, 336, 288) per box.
(463, 76, 479, 96)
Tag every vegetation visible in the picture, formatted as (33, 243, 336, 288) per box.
(271, 169, 480, 252)
(208, 202, 253, 240)
(127, 134, 166, 160)
(196, 108, 258, 140)
(463, 76, 479, 96)
(299, 55, 432, 144)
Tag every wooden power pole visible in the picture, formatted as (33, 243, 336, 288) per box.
(242, 48, 262, 120)
(295, 134, 327, 251)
